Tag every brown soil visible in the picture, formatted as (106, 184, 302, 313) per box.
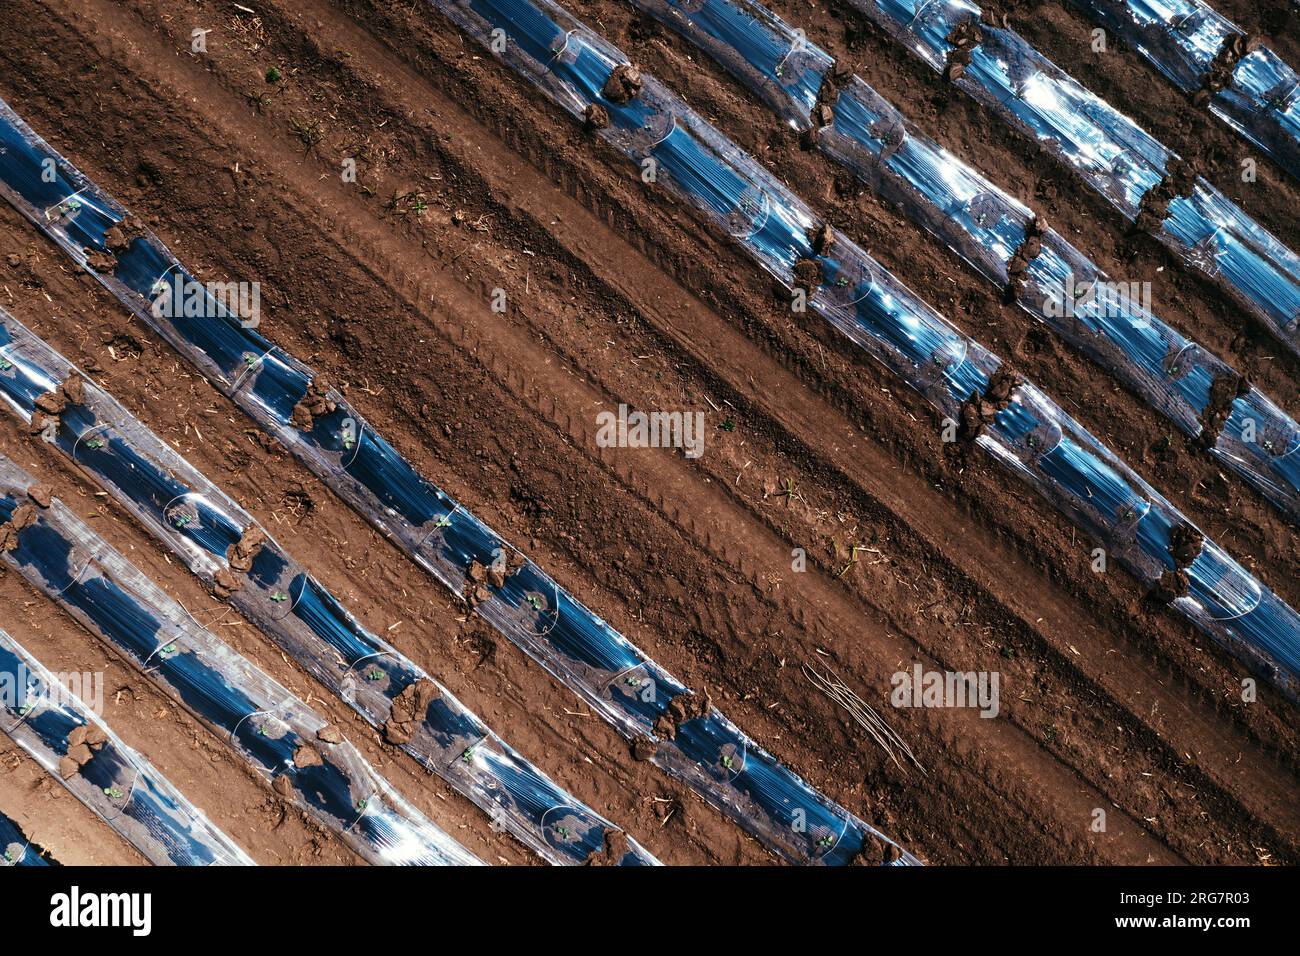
(0, 0, 1295, 866)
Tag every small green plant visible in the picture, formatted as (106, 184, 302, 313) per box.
(555, 825, 571, 840)
(270, 591, 289, 603)
(265, 66, 282, 84)
(366, 669, 383, 682)
(161, 643, 178, 658)
(86, 438, 105, 450)
(525, 595, 544, 611)
(103, 786, 124, 799)
(817, 834, 834, 849)
(173, 513, 192, 527)
(355, 799, 368, 813)
(0, 360, 12, 371)
(243, 353, 258, 369)
(721, 754, 735, 770)
(719, 417, 736, 432)
(461, 746, 476, 763)
(434, 514, 453, 529)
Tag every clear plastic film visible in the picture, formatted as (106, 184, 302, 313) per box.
(0, 627, 254, 866)
(0, 309, 655, 867)
(633, 0, 834, 128)
(1069, 0, 1300, 181)
(0, 458, 481, 866)
(0, 809, 56, 866)
(0, 90, 913, 865)
(628, 0, 1300, 517)
(420, 0, 1300, 701)
(845, 0, 1300, 358)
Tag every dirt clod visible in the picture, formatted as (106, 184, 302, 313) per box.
(584, 828, 629, 866)
(26, 484, 53, 509)
(292, 745, 323, 769)
(227, 525, 268, 573)
(316, 725, 344, 745)
(652, 689, 711, 741)
(382, 679, 441, 745)
(601, 64, 642, 104)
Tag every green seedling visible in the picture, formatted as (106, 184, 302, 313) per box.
(103, 786, 124, 799)
(2, 849, 12, 862)
(366, 669, 383, 682)
(173, 513, 193, 527)
(243, 354, 259, 369)
(555, 825, 571, 840)
(265, 66, 282, 84)
(721, 754, 735, 770)
(817, 835, 834, 849)
(0, 360, 12, 371)
(355, 799, 368, 813)
(624, 676, 642, 688)
(270, 591, 289, 603)
(434, 514, 453, 529)
(525, 595, 544, 611)
(161, 643, 178, 658)
(719, 418, 736, 432)
(461, 746, 476, 763)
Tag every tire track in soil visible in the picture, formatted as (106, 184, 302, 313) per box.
(0, 220, 732, 868)
(234, 0, 1300, 858)
(35, 0, 1300, 858)
(2, 0, 1076, 868)
(2, 0, 1289, 868)
(584, 0, 1300, 559)
(0, 16, 761, 869)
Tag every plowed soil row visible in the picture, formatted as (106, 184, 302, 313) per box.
(0, 0, 1294, 864)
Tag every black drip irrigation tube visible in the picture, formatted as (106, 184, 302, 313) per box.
(0, 307, 654, 867)
(0, 627, 255, 866)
